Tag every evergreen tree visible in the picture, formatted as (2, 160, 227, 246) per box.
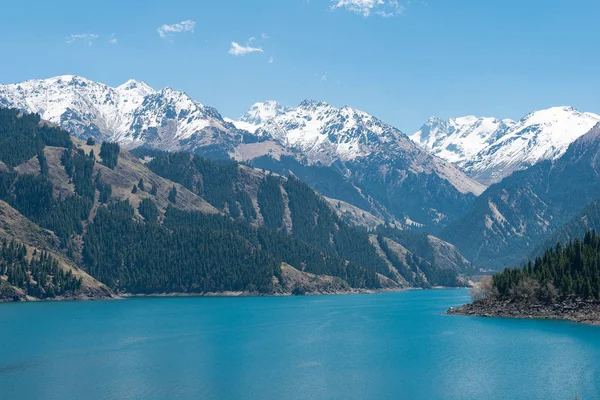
(138, 198, 159, 223)
(168, 186, 177, 204)
(99, 142, 120, 169)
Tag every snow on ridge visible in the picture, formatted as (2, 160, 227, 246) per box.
(0, 75, 227, 148)
(234, 99, 485, 195)
(411, 106, 600, 185)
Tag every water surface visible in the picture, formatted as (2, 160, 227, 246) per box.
(1, 290, 598, 399)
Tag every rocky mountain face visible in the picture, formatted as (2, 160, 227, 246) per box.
(442, 123, 600, 269)
(531, 200, 600, 259)
(0, 77, 484, 232)
(412, 107, 600, 185)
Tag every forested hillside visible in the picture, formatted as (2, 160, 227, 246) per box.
(491, 230, 600, 301)
(0, 108, 473, 300)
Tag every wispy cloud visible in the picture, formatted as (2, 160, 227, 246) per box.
(108, 34, 117, 44)
(315, 72, 329, 82)
(157, 20, 196, 38)
(331, 0, 405, 17)
(229, 42, 264, 56)
(66, 33, 99, 46)
(268, 56, 274, 64)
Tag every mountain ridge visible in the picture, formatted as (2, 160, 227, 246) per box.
(442, 122, 600, 269)
(411, 106, 600, 185)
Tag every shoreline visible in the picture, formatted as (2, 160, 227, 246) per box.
(447, 298, 600, 326)
(1, 286, 420, 303)
(119, 286, 413, 299)
(0, 286, 467, 303)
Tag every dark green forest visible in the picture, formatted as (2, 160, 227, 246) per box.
(0, 108, 72, 167)
(0, 240, 82, 299)
(493, 230, 600, 300)
(0, 108, 470, 297)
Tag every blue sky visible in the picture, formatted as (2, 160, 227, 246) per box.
(0, 0, 599, 132)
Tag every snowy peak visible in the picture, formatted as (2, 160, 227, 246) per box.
(513, 106, 600, 147)
(230, 101, 290, 133)
(250, 99, 406, 164)
(0, 75, 234, 152)
(116, 79, 155, 97)
(239, 100, 289, 125)
(411, 115, 514, 165)
(412, 106, 600, 185)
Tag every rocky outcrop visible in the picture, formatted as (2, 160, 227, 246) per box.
(447, 298, 600, 325)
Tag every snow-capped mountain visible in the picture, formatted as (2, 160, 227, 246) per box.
(412, 107, 600, 185)
(232, 100, 484, 195)
(411, 116, 515, 165)
(0, 75, 241, 154)
(229, 100, 485, 231)
(257, 99, 405, 164)
(443, 122, 600, 269)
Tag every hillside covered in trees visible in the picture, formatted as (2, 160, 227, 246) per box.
(492, 231, 600, 301)
(0, 108, 475, 300)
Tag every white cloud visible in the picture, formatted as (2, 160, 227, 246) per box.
(108, 34, 117, 44)
(66, 33, 99, 46)
(268, 56, 274, 64)
(261, 33, 270, 40)
(331, 0, 405, 17)
(157, 20, 196, 38)
(321, 72, 328, 82)
(228, 42, 264, 56)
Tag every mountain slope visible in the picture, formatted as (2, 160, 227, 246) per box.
(531, 200, 600, 258)
(442, 122, 600, 269)
(412, 107, 600, 185)
(232, 100, 484, 230)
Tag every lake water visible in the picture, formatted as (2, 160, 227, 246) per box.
(1, 289, 599, 399)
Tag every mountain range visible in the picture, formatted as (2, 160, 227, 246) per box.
(411, 107, 600, 185)
(3, 75, 600, 275)
(0, 76, 484, 232)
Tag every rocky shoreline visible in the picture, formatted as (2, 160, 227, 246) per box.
(447, 298, 600, 325)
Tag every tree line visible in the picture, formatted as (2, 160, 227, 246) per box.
(490, 230, 600, 301)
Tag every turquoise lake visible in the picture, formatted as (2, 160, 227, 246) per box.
(1, 289, 599, 399)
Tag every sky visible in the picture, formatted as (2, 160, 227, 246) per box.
(0, 0, 599, 132)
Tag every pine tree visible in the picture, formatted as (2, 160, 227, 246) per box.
(168, 186, 177, 204)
